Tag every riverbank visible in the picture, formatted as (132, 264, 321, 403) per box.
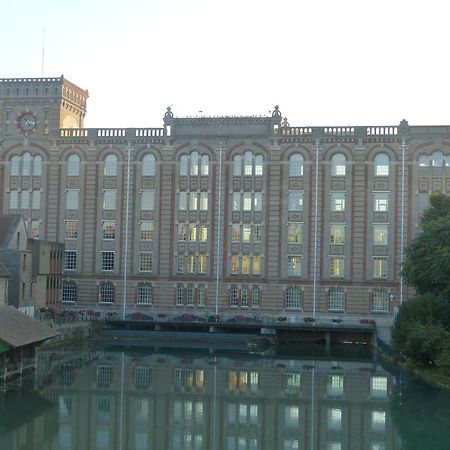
(401, 359, 450, 391)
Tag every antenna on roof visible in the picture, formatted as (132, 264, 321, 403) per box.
(41, 27, 45, 77)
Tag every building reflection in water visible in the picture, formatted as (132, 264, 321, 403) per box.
(1, 347, 399, 450)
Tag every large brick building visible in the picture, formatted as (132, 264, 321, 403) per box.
(1, 76, 447, 322)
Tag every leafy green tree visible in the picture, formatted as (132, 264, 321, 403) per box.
(421, 191, 450, 224)
(402, 214, 450, 297)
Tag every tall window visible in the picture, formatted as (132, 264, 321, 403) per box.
(66, 190, 79, 210)
(101, 252, 115, 271)
(103, 190, 116, 210)
(64, 251, 77, 271)
(65, 221, 78, 239)
(289, 154, 304, 177)
(62, 280, 77, 303)
(176, 284, 185, 306)
(21, 190, 30, 209)
(9, 190, 18, 209)
(255, 155, 263, 176)
(67, 154, 80, 176)
(104, 154, 118, 176)
(418, 155, 429, 167)
(190, 151, 199, 175)
(373, 225, 388, 245)
(331, 153, 346, 176)
(285, 286, 302, 309)
(33, 155, 42, 176)
(373, 258, 388, 278)
(141, 190, 155, 210)
(244, 151, 253, 175)
(10, 155, 20, 176)
(431, 151, 444, 167)
(31, 220, 40, 239)
(374, 193, 389, 212)
(200, 155, 209, 175)
(374, 153, 390, 176)
(142, 154, 156, 176)
(22, 152, 31, 176)
(287, 256, 301, 276)
(180, 155, 188, 176)
(330, 224, 345, 244)
(137, 283, 152, 304)
(99, 282, 115, 303)
(288, 192, 303, 211)
(329, 257, 344, 277)
(233, 155, 242, 176)
(372, 289, 389, 312)
(331, 193, 345, 211)
(102, 222, 115, 240)
(328, 287, 345, 310)
(140, 222, 154, 240)
(32, 190, 41, 209)
(139, 253, 153, 272)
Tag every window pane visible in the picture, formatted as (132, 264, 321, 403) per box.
(330, 257, 344, 277)
(289, 154, 303, 177)
(330, 224, 345, 244)
(233, 155, 242, 176)
(102, 252, 115, 271)
(287, 256, 301, 276)
(375, 153, 389, 176)
(140, 222, 153, 240)
(288, 192, 303, 211)
(142, 154, 155, 176)
(141, 190, 154, 211)
(67, 154, 80, 176)
(103, 190, 116, 210)
(373, 225, 388, 245)
(332, 153, 346, 176)
(33, 155, 43, 176)
(374, 193, 388, 212)
(285, 287, 301, 308)
(102, 222, 115, 240)
(139, 253, 153, 272)
(65, 221, 78, 239)
(104, 154, 117, 176)
(331, 193, 345, 211)
(179, 192, 187, 210)
(373, 258, 388, 278)
(287, 223, 302, 243)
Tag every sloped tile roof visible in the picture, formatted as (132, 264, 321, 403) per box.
(0, 215, 21, 248)
(0, 305, 59, 347)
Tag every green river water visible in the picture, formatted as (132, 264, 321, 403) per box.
(0, 343, 449, 450)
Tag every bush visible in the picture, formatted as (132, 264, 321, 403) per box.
(393, 294, 450, 366)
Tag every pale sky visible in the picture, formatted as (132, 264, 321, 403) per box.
(1, 0, 450, 129)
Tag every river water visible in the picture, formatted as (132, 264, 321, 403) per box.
(0, 343, 449, 450)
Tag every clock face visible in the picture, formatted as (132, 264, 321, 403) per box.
(18, 112, 37, 134)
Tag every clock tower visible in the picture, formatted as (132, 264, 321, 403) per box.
(0, 75, 88, 138)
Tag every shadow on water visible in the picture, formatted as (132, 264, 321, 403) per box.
(390, 375, 450, 450)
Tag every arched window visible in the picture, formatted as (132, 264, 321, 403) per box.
(190, 151, 199, 175)
(104, 154, 118, 176)
(62, 280, 77, 303)
(137, 282, 152, 305)
(328, 287, 345, 310)
(99, 281, 115, 303)
(285, 286, 302, 309)
(10, 155, 20, 176)
(431, 151, 444, 167)
(289, 154, 304, 176)
(371, 289, 389, 312)
(200, 155, 209, 176)
(233, 155, 242, 176)
(22, 152, 32, 176)
(142, 154, 156, 176)
(374, 153, 390, 176)
(33, 155, 42, 176)
(67, 154, 80, 176)
(180, 155, 188, 176)
(331, 153, 346, 176)
(244, 151, 253, 176)
(255, 154, 264, 176)
(418, 155, 429, 167)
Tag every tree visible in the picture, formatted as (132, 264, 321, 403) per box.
(402, 211, 450, 298)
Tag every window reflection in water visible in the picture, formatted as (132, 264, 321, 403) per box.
(0, 348, 407, 450)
